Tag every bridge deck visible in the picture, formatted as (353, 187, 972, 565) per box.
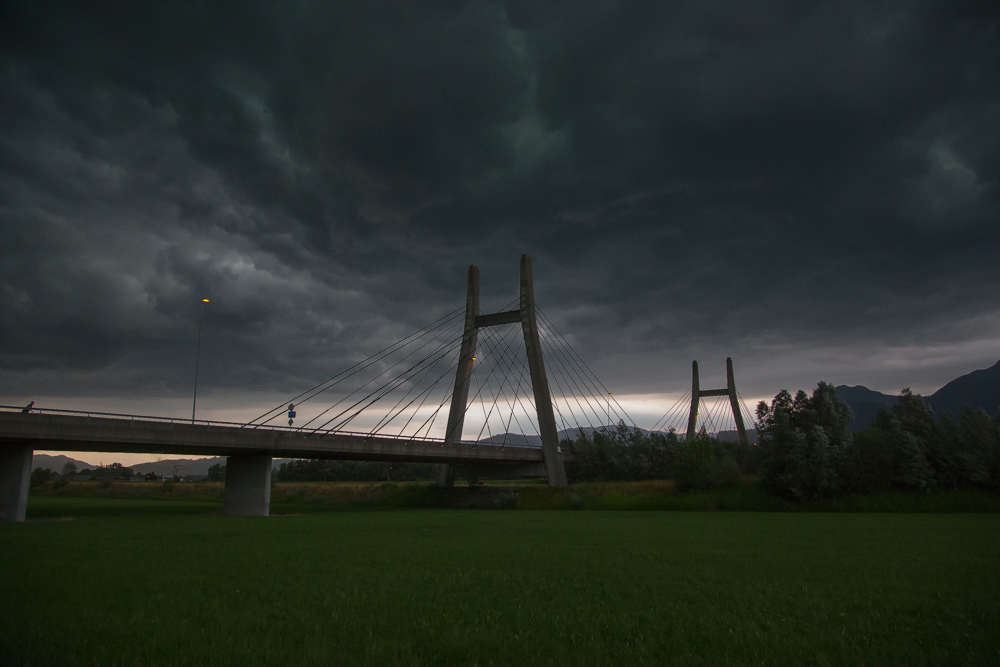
(0, 412, 552, 466)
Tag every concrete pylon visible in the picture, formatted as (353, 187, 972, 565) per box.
(0, 444, 32, 522)
(519, 255, 568, 487)
(223, 454, 272, 516)
(684, 358, 750, 446)
(685, 361, 700, 442)
(438, 265, 480, 487)
(726, 357, 750, 447)
(438, 256, 568, 488)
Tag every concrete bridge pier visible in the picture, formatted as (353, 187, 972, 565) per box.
(223, 454, 271, 516)
(0, 445, 32, 522)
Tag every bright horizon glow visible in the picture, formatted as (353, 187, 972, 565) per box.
(17, 390, 771, 468)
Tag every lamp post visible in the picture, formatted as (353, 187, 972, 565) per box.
(192, 298, 210, 423)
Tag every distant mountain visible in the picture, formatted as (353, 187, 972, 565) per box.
(129, 457, 292, 477)
(477, 433, 542, 447)
(127, 456, 228, 477)
(836, 360, 1000, 430)
(31, 454, 97, 472)
(927, 360, 1000, 418)
(30, 454, 293, 478)
(835, 385, 898, 431)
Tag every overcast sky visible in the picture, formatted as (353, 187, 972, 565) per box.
(2, 0, 998, 443)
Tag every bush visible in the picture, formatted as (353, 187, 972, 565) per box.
(566, 424, 679, 482)
(30, 468, 55, 488)
(843, 427, 895, 493)
(760, 384, 1000, 499)
(566, 424, 752, 491)
(674, 432, 718, 492)
(852, 393, 999, 492)
(273, 459, 437, 482)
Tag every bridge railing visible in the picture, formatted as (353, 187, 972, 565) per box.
(0, 404, 541, 449)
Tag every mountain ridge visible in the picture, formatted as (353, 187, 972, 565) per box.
(836, 359, 1000, 430)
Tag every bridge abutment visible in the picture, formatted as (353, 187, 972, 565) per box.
(223, 454, 271, 516)
(0, 444, 32, 522)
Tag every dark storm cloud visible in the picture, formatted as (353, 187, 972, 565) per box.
(0, 0, 997, 404)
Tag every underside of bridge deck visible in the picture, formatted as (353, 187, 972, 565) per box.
(0, 412, 562, 521)
(0, 413, 546, 465)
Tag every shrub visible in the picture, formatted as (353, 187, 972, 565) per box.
(30, 468, 55, 488)
(674, 432, 718, 492)
(566, 424, 679, 482)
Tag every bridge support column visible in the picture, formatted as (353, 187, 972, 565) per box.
(223, 455, 271, 516)
(439, 265, 480, 488)
(685, 360, 700, 442)
(520, 255, 568, 488)
(0, 445, 32, 522)
(727, 357, 750, 447)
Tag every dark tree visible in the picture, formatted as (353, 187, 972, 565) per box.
(30, 467, 55, 487)
(756, 382, 852, 500)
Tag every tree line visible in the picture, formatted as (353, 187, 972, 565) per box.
(756, 382, 1000, 500)
(272, 459, 438, 482)
(566, 381, 999, 500)
(29, 461, 147, 487)
(565, 425, 759, 491)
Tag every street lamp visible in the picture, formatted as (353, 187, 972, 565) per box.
(192, 298, 210, 423)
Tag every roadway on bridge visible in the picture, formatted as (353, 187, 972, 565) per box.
(0, 411, 548, 465)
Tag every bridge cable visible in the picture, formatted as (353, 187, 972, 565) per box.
(479, 322, 538, 445)
(367, 341, 464, 438)
(363, 316, 477, 437)
(295, 314, 466, 432)
(474, 323, 531, 445)
(538, 330, 604, 433)
(468, 322, 521, 444)
(536, 315, 629, 430)
(435, 296, 520, 443)
(536, 307, 639, 430)
(246, 306, 464, 426)
(253, 307, 464, 429)
(649, 388, 689, 433)
(444, 320, 523, 443)
(537, 331, 602, 434)
(537, 321, 617, 431)
(650, 388, 692, 433)
(319, 326, 468, 434)
(308, 322, 465, 434)
(388, 354, 463, 440)
(536, 317, 610, 428)
(735, 387, 761, 433)
(543, 332, 590, 437)
(496, 329, 537, 445)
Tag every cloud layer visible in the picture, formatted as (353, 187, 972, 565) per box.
(1, 0, 997, 413)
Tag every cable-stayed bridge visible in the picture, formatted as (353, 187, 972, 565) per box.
(0, 255, 756, 521)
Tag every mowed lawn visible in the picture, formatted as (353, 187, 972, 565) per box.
(1, 499, 998, 666)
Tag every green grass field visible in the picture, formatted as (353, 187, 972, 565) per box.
(30, 478, 1000, 513)
(2, 499, 998, 666)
